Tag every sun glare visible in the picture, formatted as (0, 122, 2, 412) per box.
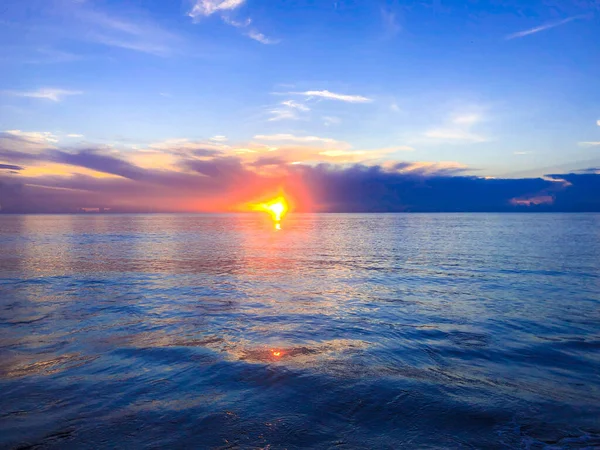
(251, 196, 289, 230)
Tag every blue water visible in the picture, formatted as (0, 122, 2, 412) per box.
(1, 214, 599, 449)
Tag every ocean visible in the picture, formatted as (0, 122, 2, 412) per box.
(1, 213, 599, 449)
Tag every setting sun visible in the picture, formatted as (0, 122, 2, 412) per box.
(250, 196, 289, 230)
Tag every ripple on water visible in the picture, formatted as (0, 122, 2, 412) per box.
(0, 213, 599, 448)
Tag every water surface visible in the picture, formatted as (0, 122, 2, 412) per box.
(1, 214, 599, 449)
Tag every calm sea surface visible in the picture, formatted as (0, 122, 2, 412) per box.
(1, 214, 599, 449)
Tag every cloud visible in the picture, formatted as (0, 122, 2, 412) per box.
(505, 16, 582, 40)
(300, 166, 598, 212)
(2, 130, 59, 144)
(316, 147, 414, 165)
(188, 0, 277, 45)
(452, 114, 481, 126)
(253, 134, 341, 145)
(221, 16, 252, 28)
(423, 128, 487, 143)
(49, 149, 148, 180)
(268, 109, 300, 121)
(510, 195, 554, 206)
(578, 142, 600, 147)
(60, 6, 183, 57)
(281, 100, 310, 111)
(147, 138, 229, 157)
(267, 100, 310, 121)
(390, 102, 400, 112)
(0, 164, 23, 171)
(295, 90, 372, 103)
(597, 120, 600, 127)
(422, 111, 488, 144)
(247, 30, 278, 44)
(188, 0, 246, 18)
(3, 88, 82, 102)
(23, 47, 81, 65)
(389, 146, 416, 153)
(389, 160, 465, 175)
(67, 134, 84, 138)
(210, 135, 228, 142)
(0, 130, 59, 160)
(323, 116, 341, 126)
(2, 135, 600, 213)
(89, 35, 173, 55)
(514, 151, 530, 155)
(381, 8, 401, 37)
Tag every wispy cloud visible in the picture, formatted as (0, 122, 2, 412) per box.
(514, 151, 530, 155)
(452, 114, 481, 126)
(0, 164, 24, 171)
(221, 16, 252, 28)
(422, 112, 487, 143)
(579, 142, 600, 147)
(254, 134, 340, 145)
(188, 0, 277, 44)
(597, 120, 600, 127)
(268, 109, 299, 121)
(3, 88, 82, 102)
(424, 129, 487, 143)
(90, 35, 173, 55)
(188, 0, 246, 18)
(3, 130, 59, 144)
(505, 16, 581, 40)
(24, 47, 81, 64)
(381, 8, 401, 38)
(267, 100, 310, 121)
(210, 135, 228, 142)
(323, 116, 341, 126)
(247, 30, 279, 44)
(76, 9, 181, 56)
(281, 100, 310, 111)
(67, 134, 84, 138)
(296, 90, 372, 103)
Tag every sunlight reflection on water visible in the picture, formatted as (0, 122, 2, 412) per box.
(0, 213, 599, 448)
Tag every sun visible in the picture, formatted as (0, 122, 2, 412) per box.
(250, 196, 289, 230)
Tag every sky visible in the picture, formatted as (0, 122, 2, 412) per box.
(0, 0, 599, 212)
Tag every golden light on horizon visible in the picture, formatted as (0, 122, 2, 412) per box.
(250, 195, 289, 230)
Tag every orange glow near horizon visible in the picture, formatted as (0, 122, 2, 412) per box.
(250, 196, 289, 230)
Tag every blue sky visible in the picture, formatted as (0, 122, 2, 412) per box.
(0, 0, 599, 212)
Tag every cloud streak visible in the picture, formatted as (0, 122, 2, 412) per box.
(296, 90, 372, 103)
(71, 7, 183, 56)
(505, 16, 581, 40)
(254, 134, 341, 146)
(188, 0, 246, 18)
(188, 0, 277, 44)
(247, 30, 278, 44)
(3, 88, 82, 102)
(267, 100, 310, 121)
(0, 164, 23, 171)
(422, 112, 487, 144)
